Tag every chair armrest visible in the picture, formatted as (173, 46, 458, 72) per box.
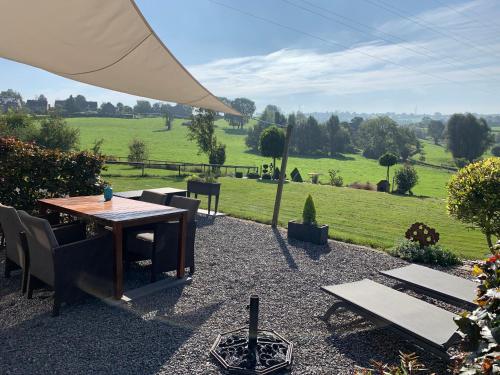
(53, 222, 87, 245)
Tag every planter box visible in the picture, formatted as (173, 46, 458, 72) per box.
(288, 220, 329, 245)
(187, 180, 221, 196)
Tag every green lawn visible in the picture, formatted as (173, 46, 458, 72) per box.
(417, 139, 455, 167)
(103, 164, 489, 259)
(68, 117, 455, 198)
(66, 117, 491, 259)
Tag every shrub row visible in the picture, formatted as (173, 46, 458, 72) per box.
(391, 238, 461, 266)
(0, 137, 106, 212)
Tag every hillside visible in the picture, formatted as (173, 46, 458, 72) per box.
(68, 117, 456, 198)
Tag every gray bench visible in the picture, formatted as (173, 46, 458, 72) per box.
(380, 264, 477, 309)
(321, 279, 460, 359)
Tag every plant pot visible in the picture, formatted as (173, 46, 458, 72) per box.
(187, 180, 221, 196)
(288, 220, 329, 245)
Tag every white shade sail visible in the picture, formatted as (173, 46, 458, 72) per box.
(0, 0, 240, 115)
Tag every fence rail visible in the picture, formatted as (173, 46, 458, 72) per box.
(105, 156, 258, 177)
(410, 159, 458, 172)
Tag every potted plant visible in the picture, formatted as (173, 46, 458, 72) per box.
(187, 173, 221, 196)
(288, 195, 329, 245)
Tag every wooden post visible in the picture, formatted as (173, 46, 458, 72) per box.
(272, 124, 292, 227)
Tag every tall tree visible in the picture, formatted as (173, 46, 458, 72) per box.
(74, 95, 87, 112)
(326, 115, 340, 156)
(445, 113, 494, 162)
(260, 125, 285, 168)
(245, 104, 282, 151)
(427, 120, 445, 145)
(116, 102, 124, 114)
(99, 102, 116, 116)
(231, 98, 256, 128)
(187, 109, 226, 164)
(64, 95, 79, 114)
(133, 100, 152, 114)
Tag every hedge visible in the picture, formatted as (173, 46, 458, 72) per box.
(0, 137, 106, 212)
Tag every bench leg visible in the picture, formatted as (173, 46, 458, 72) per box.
(322, 301, 347, 321)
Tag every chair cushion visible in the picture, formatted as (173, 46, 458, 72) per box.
(136, 231, 154, 243)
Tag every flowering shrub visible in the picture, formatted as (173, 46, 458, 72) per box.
(453, 242, 500, 374)
(391, 238, 461, 267)
(0, 137, 105, 212)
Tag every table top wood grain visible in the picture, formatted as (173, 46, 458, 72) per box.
(38, 195, 186, 224)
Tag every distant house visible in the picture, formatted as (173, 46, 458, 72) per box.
(26, 98, 48, 114)
(86, 101, 98, 111)
(0, 97, 22, 112)
(54, 100, 66, 110)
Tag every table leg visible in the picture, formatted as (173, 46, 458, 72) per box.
(177, 212, 187, 279)
(112, 223, 124, 299)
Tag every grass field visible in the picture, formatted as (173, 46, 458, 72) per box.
(102, 164, 488, 259)
(68, 117, 456, 198)
(66, 117, 491, 259)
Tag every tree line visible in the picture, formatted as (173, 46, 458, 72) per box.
(246, 105, 421, 162)
(246, 105, 496, 166)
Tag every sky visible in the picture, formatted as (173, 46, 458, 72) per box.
(1, 0, 499, 114)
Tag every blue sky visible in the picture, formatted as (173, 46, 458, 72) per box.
(1, 0, 499, 114)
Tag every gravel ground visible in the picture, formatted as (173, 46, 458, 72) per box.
(0, 215, 470, 374)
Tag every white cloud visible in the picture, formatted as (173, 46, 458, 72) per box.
(189, 0, 500, 112)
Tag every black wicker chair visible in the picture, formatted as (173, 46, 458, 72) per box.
(1, 204, 86, 294)
(0, 204, 29, 293)
(125, 196, 200, 282)
(140, 190, 168, 205)
(18, 211, 114, 316)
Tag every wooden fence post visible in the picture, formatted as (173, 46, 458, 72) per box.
(272, 124, 293, 227)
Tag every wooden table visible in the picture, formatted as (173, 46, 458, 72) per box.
(38, 195, 188, 299)
(114, 187, 187, 203)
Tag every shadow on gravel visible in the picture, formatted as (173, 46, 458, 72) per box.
(286, 238, 332, 261)
(0, 288, 222, 375)
(272, 228, 298, 270)
(323, 309, 449, 372)
(196, 215, 217, 228)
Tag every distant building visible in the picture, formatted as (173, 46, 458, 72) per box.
(26, 98, 48, 114)
(0, 97, 22, 112)
(53, 99, 98, 113)
(54, 100, 66, 110)
(86, 101, 98, 111)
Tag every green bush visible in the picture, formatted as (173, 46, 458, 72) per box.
(261, 173, 272, 180)
(391, 238, 461, 266)
(34, 116, 79, 151)
(302, 194, 317, 225)
(447, 157, 500, 249)
(290, 167, 303, 182)
(128, 137, 149, 162)
(394, 164, 418, 195)
(0, 137, 105, 212)
(235, 171, 243, 178)
(328, 169, 343, 187)
(209, 143, 226, 165)
(272, 167, 280, 180)
(0, 110, 37, 141)
(247, 172, 260, 179)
